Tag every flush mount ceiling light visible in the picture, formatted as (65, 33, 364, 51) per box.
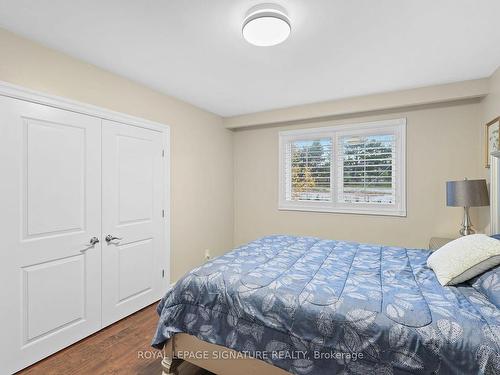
(242, 4, 291, 47)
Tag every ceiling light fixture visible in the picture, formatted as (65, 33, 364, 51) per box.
(242, 4, 291, 47)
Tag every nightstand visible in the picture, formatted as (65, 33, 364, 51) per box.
(428, 237, 454, 251)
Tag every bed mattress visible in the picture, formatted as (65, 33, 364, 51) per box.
(152, 235, 500, 374)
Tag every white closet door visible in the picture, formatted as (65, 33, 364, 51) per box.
(101, 119, 165, 326)
(0, 96, 102, 374)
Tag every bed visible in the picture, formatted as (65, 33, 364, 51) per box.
(152, 235, 500, 374)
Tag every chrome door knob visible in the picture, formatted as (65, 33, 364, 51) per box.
(105, 235, 123, 243)
(88, 237, 100, 246)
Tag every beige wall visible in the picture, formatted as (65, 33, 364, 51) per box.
(0, 28, 233, 282)
(476, 67, 500, 233)
(479, 67, 500, 179)
(484, 67, 500, 233)
(234, 101, 485, 249)
(224, 79, 488, 129)
(483, 67, 500, 124)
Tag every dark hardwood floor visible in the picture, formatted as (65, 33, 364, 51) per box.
(17, 303, 212, 375)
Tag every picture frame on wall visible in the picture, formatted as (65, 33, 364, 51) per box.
(485, 116, 500, 168)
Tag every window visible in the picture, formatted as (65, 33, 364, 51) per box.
(286, 138, 332, 202)
(279, 118, 406, 216)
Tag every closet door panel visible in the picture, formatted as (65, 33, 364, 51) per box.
(0, 96, 102, 374)
(101, 119, 164, 326)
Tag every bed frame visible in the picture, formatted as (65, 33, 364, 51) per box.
(161, 333, 290, 375)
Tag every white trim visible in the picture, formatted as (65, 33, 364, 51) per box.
(278, 118, 407, 217)
(0, 80, 168, 132)
(279, 118, 406, 136)
(278, 204, 407, 217)
(490, 151, 500, 234)
(162, 130, 172, 289)
(0, 80, 171, 287)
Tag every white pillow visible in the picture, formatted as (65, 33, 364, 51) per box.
(427, 234, 500, 286)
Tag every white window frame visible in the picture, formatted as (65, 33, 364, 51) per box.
(278, 118, 406, 216)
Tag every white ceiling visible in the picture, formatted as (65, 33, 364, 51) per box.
(0, 0, 499, 117)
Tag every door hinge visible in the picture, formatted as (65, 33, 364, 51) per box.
(162, 209, 165, 218)
(162, 269, 165, 278)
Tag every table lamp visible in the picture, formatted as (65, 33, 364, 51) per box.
(446, 178, 489, 236)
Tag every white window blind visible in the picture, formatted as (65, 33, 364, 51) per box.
(285, 138, 332, 202)
(279, 118, 406, 216)
(337, 133, 396, 204)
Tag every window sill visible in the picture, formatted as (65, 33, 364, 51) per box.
(278, 204, 406, 217)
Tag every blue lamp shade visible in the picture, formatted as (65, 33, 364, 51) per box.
(446, 179, 489, 207)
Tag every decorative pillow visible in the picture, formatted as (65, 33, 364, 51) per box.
(468, 264, 500, 308)
(427, 234, 500, 286)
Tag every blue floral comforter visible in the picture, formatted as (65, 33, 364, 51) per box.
(152, 235, 500, 374)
